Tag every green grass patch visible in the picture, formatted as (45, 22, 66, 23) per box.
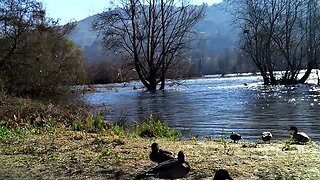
(133, 115, 181, 140)
(111, 124, 126, 136)
(0, 125, 10, 140)
(71, 115, 108, 133)
(0, 125, 27, 144)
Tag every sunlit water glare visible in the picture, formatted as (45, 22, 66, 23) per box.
(82, 73, 320, 142)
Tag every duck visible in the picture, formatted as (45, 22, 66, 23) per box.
(213, 169, 233, 180)
(261, 131, 272, 143)
(149, 143, 174, 163)
(136, 151, 190, 179)
(288, 126, 310, 144)
(230, 132, 242, 143)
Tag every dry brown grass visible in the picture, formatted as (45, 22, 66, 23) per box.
(0, 128, 319, 180)
(0, 93, 89, 128)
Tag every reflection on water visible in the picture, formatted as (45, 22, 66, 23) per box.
(82, 75, 320, 142)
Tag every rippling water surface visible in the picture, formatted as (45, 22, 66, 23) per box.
(82, 74, 320, 142)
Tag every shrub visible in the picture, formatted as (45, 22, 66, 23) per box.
(0, 0, 87, 97)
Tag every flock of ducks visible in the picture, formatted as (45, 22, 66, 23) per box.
(230, 126, 310, 144)
(136, 149, 191, 179)
(136, 142, 233, 180)
(135, 126, 310, 180)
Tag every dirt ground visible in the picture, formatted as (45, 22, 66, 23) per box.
(1, 129, 320, 180)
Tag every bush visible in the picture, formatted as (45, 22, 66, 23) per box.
(5, 34, 87, 97)
(0, 0, 87, 97)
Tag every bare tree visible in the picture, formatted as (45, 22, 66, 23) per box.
(270, 0, 305, 84)
(299, 0, 320, 83)
(228, 0, 320, 85)
(92, 0, 205, 91)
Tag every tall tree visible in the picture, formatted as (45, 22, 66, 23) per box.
(0, 0, 44, 72)
(299, 0, 320, 83)
(228, 0, 320, 85)
(93, 0, 205, 91)
(0, 0, 87, 96)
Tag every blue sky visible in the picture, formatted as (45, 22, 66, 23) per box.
(38, 0, 223, 24)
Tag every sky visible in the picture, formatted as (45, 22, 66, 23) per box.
(38, 0, 223, 24)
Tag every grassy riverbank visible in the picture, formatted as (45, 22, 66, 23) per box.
(0, 93, 319, 179)
(1, 123, 319, 180)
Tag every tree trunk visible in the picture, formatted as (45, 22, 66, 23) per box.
(298, 60, 314, 83)
(148, 71, 157, 91)
(159, 0, 165, 91)
(148, 81, 157, 91)
(159, 77, 165, 90)
(256, 64, 270, 85)
(269, 70, 277, 85)
(262, 73, 270, 85)
(134, 57, 151, 89)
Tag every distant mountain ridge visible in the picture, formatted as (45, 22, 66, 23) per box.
(69, 2, 238, 62)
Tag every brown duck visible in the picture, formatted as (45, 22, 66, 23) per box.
(149, 142, 174, 163)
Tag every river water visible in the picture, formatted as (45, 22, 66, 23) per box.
(82, 73, 320, 142)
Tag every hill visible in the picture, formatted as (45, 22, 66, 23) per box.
(69, 3, 238, 63)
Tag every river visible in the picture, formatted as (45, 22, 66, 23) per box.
(82, 73, 320, 142)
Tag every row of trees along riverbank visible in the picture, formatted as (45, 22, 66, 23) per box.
(2, 0, 320, 98)
(227, 0, 320, 85)
(92, 0, 320, 90)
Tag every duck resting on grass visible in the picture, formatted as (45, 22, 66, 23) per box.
(288, 126, 310, 144)
(261, 132, 272, 143)
(230, 132, 242, 143)
(136, 151, 190, 180)
(213, 169, 233, 180)
(149, 143, 174, 163)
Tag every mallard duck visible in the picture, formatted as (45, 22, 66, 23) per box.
(213, 169, 233, 180)
(230, 132, 242, 143)
(136, 151, 190, 179)
(288, 126, 310, 144)
(149, 143, 174, 163)
(261, 132, 272, 143)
